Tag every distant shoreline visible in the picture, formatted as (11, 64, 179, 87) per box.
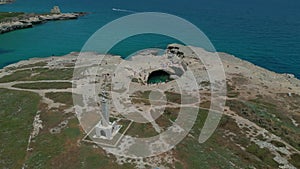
(0, 12, 86, 34)
(0, 0, 14, 5)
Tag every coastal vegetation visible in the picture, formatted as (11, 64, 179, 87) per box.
(290, 153, 300, 168)
(126, 122, 158, 138)
(45, 92, 74, 106)
(12, 82, 72, 90)
(0, 48, 299, 168)
(226, 99, 300, 151)
(0, 68, 73, 82)
(0, 1, 298, 168)
(0, 12, 24, 21)
(0, 88, 40, 168)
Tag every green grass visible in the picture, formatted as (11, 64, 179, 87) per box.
(31, 68, 74, 81)
(247, 99, 300, 150)
(117, 119, 132, 134)
(25, 107, 74, 168)
(45, 92, 83, 107)
(0, 12, 24, 21)
(41, 109, 64, 128)
(173, 107, 280, 169)
(199, 101, 210, 110)
(246, 143, 278, 168)
(5, 62, 47, 71)
(80, 146, 108, 169)
(0, 69, 32, 83)
(226, 99, 300, 151)
(0, 68, 74, 83)
(174, 161, 184, 169)
(24, 117, 135, 169)
(12, 82, 72, 90)
(175, 135, 248, 169)
(0, 88, 41, 169)
(289, 153, 300, 168)
(25, 133, 66, 168)
(131, 90, 193, 105)
(130, 97, 150, 105)
(63, 127, 81, 139)
(189, 109, 209, 137)
(155, 113, 173, 130)
(163, 107, 180, 122)
(270, 140, 285, 148)
(165, 91, 181, 104)
(77, 144, 135, 169)
(256, 134, 267, 141)
(200, 81, 210, 87)
(17, 61, 48, 69)
(227, 91, 240, 98)
(126, 122, 158, 138)
(62, 119, 80, 140)
(45, 92, 73, 106)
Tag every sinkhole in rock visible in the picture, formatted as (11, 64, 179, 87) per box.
(147, 70, 171, 84)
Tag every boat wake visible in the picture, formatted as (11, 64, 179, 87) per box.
(112, 8, 136, 13)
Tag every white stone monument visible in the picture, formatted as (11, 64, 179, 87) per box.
(50, 6, 61, 14)
(94, 90, 121, 140)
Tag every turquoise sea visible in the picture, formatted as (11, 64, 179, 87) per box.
(0, 0, 299, 78)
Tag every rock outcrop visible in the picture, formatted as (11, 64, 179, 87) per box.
(0, 12, 86, 34)
(0, 0, 13, 5)
(50, 6, 61, 14)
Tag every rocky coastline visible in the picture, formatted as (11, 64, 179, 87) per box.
(0, 12, 86, 34)
(0, 0, 13, 5)
(0, 45, 299, 168)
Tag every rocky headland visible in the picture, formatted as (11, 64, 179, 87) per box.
(0, 12, 86, 34)
(0, 45, 299, 168)
(0, 0, 13, 5)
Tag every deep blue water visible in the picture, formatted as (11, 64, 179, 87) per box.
(0, 0, 299, 78)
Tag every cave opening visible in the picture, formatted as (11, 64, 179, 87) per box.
(147, 70, 171, 84)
